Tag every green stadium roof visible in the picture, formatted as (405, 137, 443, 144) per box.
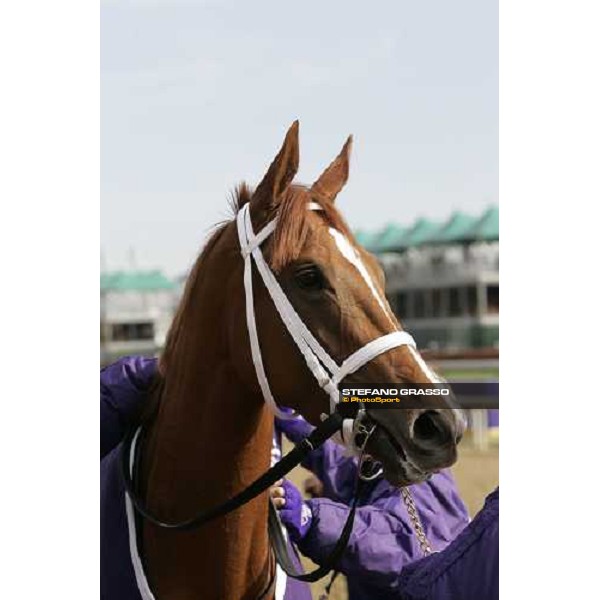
(434, 211, 479, 244)
(468, 206, 499, 241)
(101, 270, 176, 292)
(370, 223, 406, 252)
(358, 205, 498, 253)
(402, 218, 441, 247)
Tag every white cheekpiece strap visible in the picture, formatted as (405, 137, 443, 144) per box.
(236, 202, 419, 420)
(237, 207, 294, 419)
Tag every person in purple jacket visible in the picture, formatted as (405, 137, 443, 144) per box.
(102, 356, 498, 600)
(271, 414, 472, 600)
(272, 484, 499, 600)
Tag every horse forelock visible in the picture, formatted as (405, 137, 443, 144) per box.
(232, 182, 355, 272)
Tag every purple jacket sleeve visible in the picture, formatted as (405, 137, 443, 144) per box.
(299, 499, 421, 594)
(276, 415, 358, 504)
(100, 356, 158, 459)
(301, 442, 359, 505)
(298, 471, 470, 594)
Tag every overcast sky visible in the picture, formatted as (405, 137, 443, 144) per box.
(101, 0, 498, 275)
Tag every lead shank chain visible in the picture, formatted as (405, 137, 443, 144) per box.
(400, 487, 433, 556)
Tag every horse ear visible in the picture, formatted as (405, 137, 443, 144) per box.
(312, 135, 352, 203)
(252, 121, 300, 211)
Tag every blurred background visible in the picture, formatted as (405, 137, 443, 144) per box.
(101, 2, 498, 596)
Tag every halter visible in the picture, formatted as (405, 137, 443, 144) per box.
(236, 201, 417, 441)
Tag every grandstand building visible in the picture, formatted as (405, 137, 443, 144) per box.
(100, 270, 178, 365)
(356, 206, 499, 350)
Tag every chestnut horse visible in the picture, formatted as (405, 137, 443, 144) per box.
(136, 122, 463, 599)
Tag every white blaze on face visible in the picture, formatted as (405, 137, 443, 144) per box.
(328, 227, 440, 385)
(328, 227, 396, 327)
(408, 346, 440, 384)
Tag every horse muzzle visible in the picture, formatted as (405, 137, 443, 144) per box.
(364, 407, 465, 486)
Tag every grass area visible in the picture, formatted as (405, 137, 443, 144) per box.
(441, 368, 499, 380)
(286, 439, 499, 599)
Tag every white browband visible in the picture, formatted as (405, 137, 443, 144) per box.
(236, 202, 417, 425)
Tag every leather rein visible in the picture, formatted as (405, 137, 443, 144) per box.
(121, 406, 375, 583)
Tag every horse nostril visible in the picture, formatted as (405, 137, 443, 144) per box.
(412, 411, 453, 448)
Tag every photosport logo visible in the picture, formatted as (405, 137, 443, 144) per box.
(339, 382, 499, 410)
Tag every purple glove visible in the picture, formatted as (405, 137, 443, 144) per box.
(278, 479, 313, 543)
(275, 410, 315, 443)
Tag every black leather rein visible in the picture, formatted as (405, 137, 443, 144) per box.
(120, 408, 372, 584)
(121, 411, 345, 531)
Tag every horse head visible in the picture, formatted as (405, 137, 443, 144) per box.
(225, 121, 465, 486)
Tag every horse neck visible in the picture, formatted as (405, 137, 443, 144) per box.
(140, 231, 275, 600)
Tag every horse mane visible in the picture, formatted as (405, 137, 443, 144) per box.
(139, 223, 229, 424)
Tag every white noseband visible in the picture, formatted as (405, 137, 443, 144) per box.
(236, 201, 417, 420)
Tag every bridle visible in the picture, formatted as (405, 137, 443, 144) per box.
(236, 200, 416, 436)
(121, 199, 428, 585)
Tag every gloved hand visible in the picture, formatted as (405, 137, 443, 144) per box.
(271, 479, 313, 543)
(274, 409, 315, 443)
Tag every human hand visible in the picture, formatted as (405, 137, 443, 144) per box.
(270, 479, 313, 543)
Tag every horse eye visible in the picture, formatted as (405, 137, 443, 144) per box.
(294, 265, 325, 291)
